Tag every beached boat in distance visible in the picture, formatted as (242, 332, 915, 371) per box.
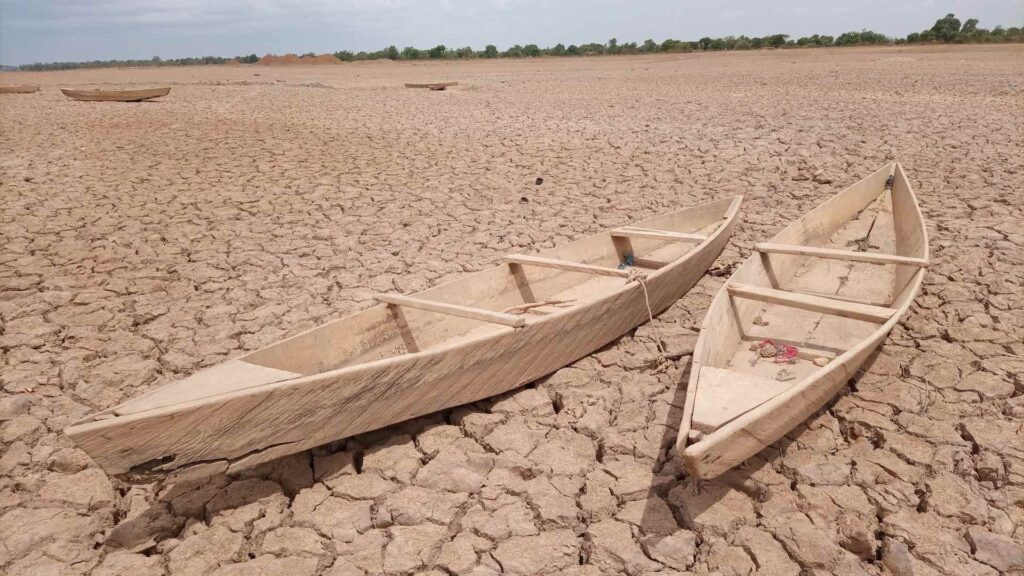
(60, 87, 171, 102)
(0, 85, 40, 94)
(677, 162, 927, 479)
(68, 196, 742, 482)
(404, 81, 458, 90)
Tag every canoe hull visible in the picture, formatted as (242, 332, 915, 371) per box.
(0, 85, 40, 94)
(68, 197, 741, 481)
(678, 163, 926, 479)
(61, 87, 171, 102)
(405, 82, 458, 89)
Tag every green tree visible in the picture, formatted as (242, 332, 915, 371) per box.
(401, 46, 420, 60)
(428, 45, 447, 58)
(641, 39, 658, 53)
(384, 45, 400, 60)
(523, 44, 541, 56)
(961, 18, 979, 35)
(505, 45, 524, 57)
(334, 50, 355, 61)
(551, 43, 566, 56)
(483, 44, 498, 58)
(931, 13, 962, 41)
(607, 37, 618, 54)
(566, 44, 580, 55)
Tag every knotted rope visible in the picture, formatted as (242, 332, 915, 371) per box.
(624, 267, 669, 363)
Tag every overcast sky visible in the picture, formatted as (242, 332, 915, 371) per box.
(1, 0, 1021, 65)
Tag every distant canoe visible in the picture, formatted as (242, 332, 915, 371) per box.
(404, 82, 458, 90)
(0, 85, 40, 94)
(60, 87, 171, 102)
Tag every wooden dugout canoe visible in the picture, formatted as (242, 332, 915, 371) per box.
(0, 85, 40, 94)
(677, 163, 927, 479)
(60, 87, 171, 102)
(404, 81, 457, 90)
(67, 196, 742, 481)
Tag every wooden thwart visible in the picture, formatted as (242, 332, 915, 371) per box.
(611, 227, 707, 243)
(756, 243, 928, 267)
(727, 283, 896, 323)
(503, 254, 631, 279)
(377, 293, 525, 328)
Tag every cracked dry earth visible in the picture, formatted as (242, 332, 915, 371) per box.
(1, 44, 1023, 576)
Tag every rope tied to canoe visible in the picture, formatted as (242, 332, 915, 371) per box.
(624, 267, 670, 365)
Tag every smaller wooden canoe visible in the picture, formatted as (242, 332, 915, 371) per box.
(405, 81, 457, 90)
(61, 87, 171, 102)
(0, 85, 40, 94)
(677, 162, 927, 480)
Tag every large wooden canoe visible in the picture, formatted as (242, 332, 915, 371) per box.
(68, 196, 742, 481)
(60, 87, 171, 102)
(0, 85, 40, 94)
(677, 163, 926, 479)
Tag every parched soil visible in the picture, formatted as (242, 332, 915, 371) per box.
(1, 45, 1022, 576)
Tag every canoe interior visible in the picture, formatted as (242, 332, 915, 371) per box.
(107, 197, 736, 418)
(687, 163, 926, 436)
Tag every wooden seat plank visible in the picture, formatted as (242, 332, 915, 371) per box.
(756, 242, 928, 268)
(503, 254, 632, 279)
(611, 227, 707, 243)
(377, 293, 526, 328)
(727, 283, 896, 323)
(692, 366, 796, 432)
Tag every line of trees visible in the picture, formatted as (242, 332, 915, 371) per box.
(15, 14, 1023, 71)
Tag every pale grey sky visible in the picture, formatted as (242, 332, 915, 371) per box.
(1, 0, 1021, 65)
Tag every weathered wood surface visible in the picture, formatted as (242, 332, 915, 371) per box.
(678, 162, 927, 479)
(67, 196, 742, 479)
(726, 283, 897, 323)
(377, 293, 526, 328)
(0, 85, 40, 94)
(60, 87, 171, 102)
(404, 82, 458, 89)
(611, 227, 707, 243)
(754, 242, 928, 267)
(503, 254, 632, 278)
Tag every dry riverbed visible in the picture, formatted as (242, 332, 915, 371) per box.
(1, 45, 1022, 575)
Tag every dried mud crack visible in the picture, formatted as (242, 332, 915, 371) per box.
(1, 45, 1023, 575)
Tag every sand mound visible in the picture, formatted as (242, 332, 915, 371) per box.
(259, 53, 342, 66)
(310, 54, 342, 65)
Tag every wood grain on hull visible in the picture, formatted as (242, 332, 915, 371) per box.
(0, 85, 40, 94)
(67, 197, 741, 479)
(60, 87, 171, 102)
(678, 163, 926, 479)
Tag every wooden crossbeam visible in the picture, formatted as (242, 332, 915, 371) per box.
(377, 293, 525, 328)
(503, 255, 631, 279)
(727, 283, 897, 323)
(612, 227, 706, 243)
(755, 243, 928, 268)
